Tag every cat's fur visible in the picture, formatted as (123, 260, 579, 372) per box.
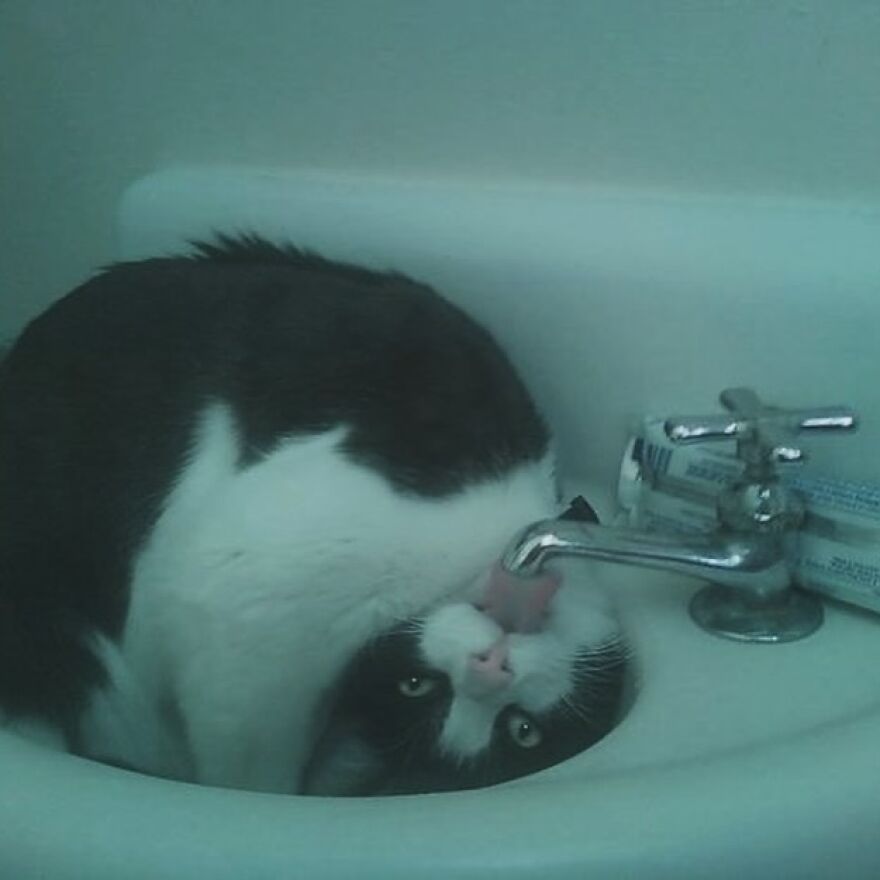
(0, 236, 622, 793)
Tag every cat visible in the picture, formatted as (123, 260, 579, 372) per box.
(0, 235, 624, 793)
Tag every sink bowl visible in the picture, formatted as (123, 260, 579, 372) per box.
(3, 169, 879, 877)
(3, 548, 880, 878)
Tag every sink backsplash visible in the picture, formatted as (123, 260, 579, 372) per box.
(118, 167, 880, 495)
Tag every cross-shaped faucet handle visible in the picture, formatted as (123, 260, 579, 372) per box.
(663, 387, 857, 469)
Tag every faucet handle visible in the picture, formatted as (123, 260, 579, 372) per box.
(664, 386, 857, 468)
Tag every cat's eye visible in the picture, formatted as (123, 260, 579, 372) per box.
(397, 674, 438, 698)
(506, 711, 542, 748)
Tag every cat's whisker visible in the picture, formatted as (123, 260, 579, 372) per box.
(567, 673, 604, 707)
(573, 639, 630, 673)
(562, 694, 595, 726)
(572, 661, 627, 686)
(378, 613, 425, 635)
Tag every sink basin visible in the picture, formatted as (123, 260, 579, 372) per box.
(3, 546, 880, 878)
(3, 169, 880, 877)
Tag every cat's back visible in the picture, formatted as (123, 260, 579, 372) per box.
(3, 238, 444, 408)
(3, 237, 544, 481)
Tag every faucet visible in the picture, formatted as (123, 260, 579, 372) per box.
(501, 388, 857, 643)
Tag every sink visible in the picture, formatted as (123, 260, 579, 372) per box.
(2, 169, 880, 877)
(3, 543, 880, 878)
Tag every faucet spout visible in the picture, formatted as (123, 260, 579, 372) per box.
(500, 520, 791, 599)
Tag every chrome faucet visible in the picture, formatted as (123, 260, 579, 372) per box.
(501, 388, 857, 643)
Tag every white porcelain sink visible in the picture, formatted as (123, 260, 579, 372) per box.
(3, 552, 880, 878)
(2, 169, 879, 877)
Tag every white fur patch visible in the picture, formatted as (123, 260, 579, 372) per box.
(76, 634, 192, 779)
(106, 402, 557, 792)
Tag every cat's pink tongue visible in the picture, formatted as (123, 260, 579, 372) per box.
(478, 563, 561, 634)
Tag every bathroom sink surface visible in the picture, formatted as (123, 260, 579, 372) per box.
(3, 169, 880, 878)
(2, 543, 880, 880)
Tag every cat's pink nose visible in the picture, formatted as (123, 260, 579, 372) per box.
(464, 639, 512, 696)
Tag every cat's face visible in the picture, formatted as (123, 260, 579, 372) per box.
(303, 586, 627, 796)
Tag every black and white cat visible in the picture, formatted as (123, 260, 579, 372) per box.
(0, 235, 625, 794)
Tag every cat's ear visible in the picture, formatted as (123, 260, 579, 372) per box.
(558, 495, 600, 524)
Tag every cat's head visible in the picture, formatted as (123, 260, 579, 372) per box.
(302, 580, 628, 796)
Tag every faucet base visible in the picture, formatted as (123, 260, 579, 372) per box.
(689, 585, 824, 643)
